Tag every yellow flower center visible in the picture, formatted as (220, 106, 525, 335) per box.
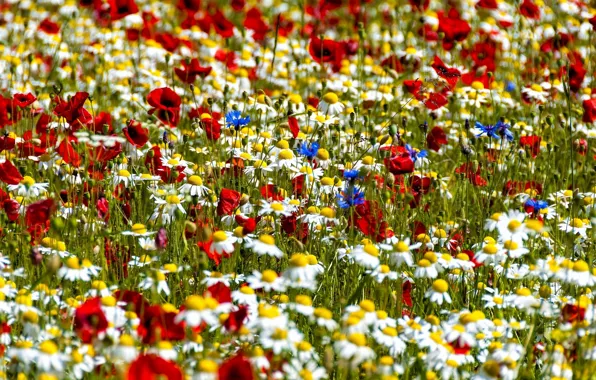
(278, 149, 294, 160)
(131, 223, 147, 234)
(212, 231, 228, 243)
(199, 359, 218, 373)
(188, 175, 203, 186)
(259, 234, 275, 245)
(571, 218, 584, 228)
(483, 244, 498, 255)
(516, 287, 531, 296)
(165, 195, 181, 204)
(432, 279, 449, 293)
(363, 244, 379, 257)
(418, 259, 431, 268)
(118, 169, 131, 178)
(20, 176, 36, 186)
(503, 240, 518, 250)
(39, 340, 58, 355)
(322, 92, 339, 104)
(348, 333, 367, 347)
(287, 253, 307, 268)
(574, 260, 589, 272)
(507, 220, 521, 231)
(185, 295, 206, 310)
(65, 256, 80, 269)
(314, 307, 332, 319)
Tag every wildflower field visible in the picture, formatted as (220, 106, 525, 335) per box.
(2, 0, 596, 378)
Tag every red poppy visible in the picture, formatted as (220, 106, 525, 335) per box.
(431, 56, 461, 88)
(123, 119, 150, 147)
(56, 137, 82, 167)
(520, 135, 541, 158)
(211, 10, 235, 38)
(174, 59, 212, 84)
(308, 36, 345, 72)
(469, 41, 497, 72)
(235, 215, 257, 234)
(217, 188, 241, 216)
(224, 305, 248, 333)
(127, 354, 183, 380)
(218, 353, 255, 380)
(565, 51, 586, 93)
(455, 162, 487, 187)
(12, 93, 36, 108)
(520, 0, 540, 20)
(26, 199, 55, 238)
(0, 160, 23, 185)
(39, 18, 60, 34)
(408, 0, 429, 11)
(502, 180, 542, 196)
(244, 7, 269, 42)
(0, 134, 15, 153)
(138, 305, 185, 344)
(147, 87, 181, 127)
(561, 304, 586, 324)
(380, 55, 404, 73)
(437, 9, 471, 50)
(410, 176, 432, 194)
(154, 32, 181, 52)
(424, 91, 449, 110)
(260, 184, 285, 201)
(214, 49, 238, 71)
(402, 280, 413, 307)
(114, 290, 151, 317)
(89, 142, 123, 164)
(108, 0, 139, 21)
(288, 116, 300, 138)
(91, 111, 114, 134)
(53, 92, 92, 128)
(177, 0, 201, 13)
(205, 283, 232, 304)
(385, 152, 414, 175)
(426, 126, 448, 151)
(3, 199, 20, 222)
(583, 98, 596, 123)
(74, 297, 109, 343)
(540, 32, 572, 53)
(476, 0, 497, 9)
(403, 79, 424, 100)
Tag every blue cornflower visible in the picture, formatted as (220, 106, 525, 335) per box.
(337, 186, 365, 209)
(496, 120, 514, 142)
(505, 81, 515, 92)
(525, 199, 548, 211)
(225, 110, 250, 130)
(475, 121, 499, 139)
(298, 142, 320, 160)
(405, 144, 428, 163)
(343, 169, 362, 181)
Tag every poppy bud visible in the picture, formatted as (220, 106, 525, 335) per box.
(240, 194, 250, 205)
(46, 254, 61, 273)
(545, 115, 554, 126)
(51, 217, 65, 232)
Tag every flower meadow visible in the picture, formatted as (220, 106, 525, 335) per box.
(2, 0, 596, 379)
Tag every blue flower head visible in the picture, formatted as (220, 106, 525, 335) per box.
(496, 120, 514, 142)
(337, 186, 365, 209)
(298, 142, 320, 160)
(525, 199, 548, 211)
(343, 169, 362, 181)
(475, 121, 499, 139)
(405, 144, 428, 162)
(505, 81, 515, 92)
(225, 110, 250, 130)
